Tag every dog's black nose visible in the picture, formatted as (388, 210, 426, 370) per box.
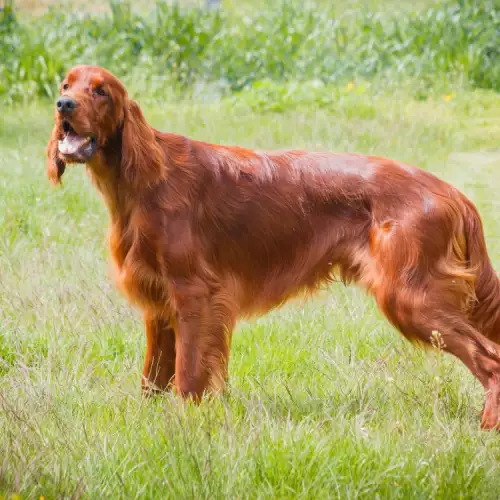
(56, 96, 77, 114)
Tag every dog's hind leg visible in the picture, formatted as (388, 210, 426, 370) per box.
(375, 283, 500, 430)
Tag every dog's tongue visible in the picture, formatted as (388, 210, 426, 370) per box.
(58, 134, 89, 155)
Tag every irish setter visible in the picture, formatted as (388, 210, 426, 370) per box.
(47, 65, 500, 429)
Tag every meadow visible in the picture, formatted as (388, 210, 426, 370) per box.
(1, 0, 500, 498)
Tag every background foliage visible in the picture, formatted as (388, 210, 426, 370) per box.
(0, 0, 499, 104)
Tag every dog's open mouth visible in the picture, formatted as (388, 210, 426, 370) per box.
(58, 120, 96, 162)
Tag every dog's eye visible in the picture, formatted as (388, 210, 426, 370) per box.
(62, 83, 69, 90)
(93, 87, 107, 97)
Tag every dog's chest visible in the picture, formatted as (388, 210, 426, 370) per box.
(109, 224, 170, 313)
(107, 208, 198, 313)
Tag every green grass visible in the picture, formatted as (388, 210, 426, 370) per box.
(1, 82, 500, 498)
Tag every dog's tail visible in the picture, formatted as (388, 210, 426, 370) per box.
(461, 196, 500, 341)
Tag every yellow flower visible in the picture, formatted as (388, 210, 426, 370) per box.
(444, 92, 456, 101)
(346, 81, 355, 91)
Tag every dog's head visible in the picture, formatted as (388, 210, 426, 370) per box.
(46, 65, 163, 187)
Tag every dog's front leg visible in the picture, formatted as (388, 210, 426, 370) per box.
(142, 313, 177, 394)
(172, 282, 235, 402)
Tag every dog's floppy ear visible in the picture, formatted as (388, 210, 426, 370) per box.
(121, 99, 165, 188)
(46, 124, 65, 186)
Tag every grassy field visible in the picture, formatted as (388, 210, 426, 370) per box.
(2, 0, 500, 497)
(1, 81, 500, 498)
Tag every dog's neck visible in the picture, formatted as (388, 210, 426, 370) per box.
(86, 134, 138, 222)
(85, 129, 199, 226)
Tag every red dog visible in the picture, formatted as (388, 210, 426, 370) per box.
(47, 65, 500, 429)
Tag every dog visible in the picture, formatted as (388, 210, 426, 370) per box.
(47, 65, 500, 429)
